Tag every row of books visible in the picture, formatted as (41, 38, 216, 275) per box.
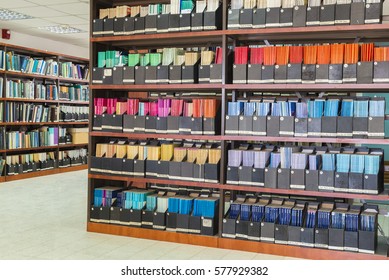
(60, 62, 89, 80)
(227, 144, 383, 194)
(91, 185, 219, 235)
(5, 126, 80, 149)
(0, 158, 4, 176)
(58, 85, 89, 102)
(223, 196, 378, 254)
(228, 0, 384, 29)
(226, 97, 385, 138)
(5, 79, 58, 100)
(2, 103, 89, 123)
(91, 140, 221, 183)
(93, 1, 221, 37)
(0, 127, 4, 149)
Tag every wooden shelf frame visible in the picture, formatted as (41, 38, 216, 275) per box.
(0, 98, 89, 105)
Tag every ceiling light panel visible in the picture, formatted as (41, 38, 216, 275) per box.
(38, 25, 85, 34)
(0, 9, 33, 21)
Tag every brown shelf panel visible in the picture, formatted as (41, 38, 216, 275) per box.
(5, 71, 58, 81)
(225, 24, 389, 43)
(58, 164, 88, 173)
(91, 30, 225, 48)
(59, 77, 89, 84)
(90, 131, 222, 141)
(87, 221, 218, 247)
(0, 121, 89, 126)
(226, 84, 389, 92)
(0, 98, 89, 105)
(90, 84, 222, 91)
(112, 0, 170, 6)
(59, 143, 88, 148)
(6, 145, 59, 153)
(0, 176, 5, 183)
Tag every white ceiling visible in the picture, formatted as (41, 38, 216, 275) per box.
(0, 0, 90, 48)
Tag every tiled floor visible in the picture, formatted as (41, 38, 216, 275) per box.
(0, 170, 297, 260)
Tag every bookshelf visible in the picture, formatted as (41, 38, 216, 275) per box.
(0, 42, 90, 182)
(88, 0, 389, 259)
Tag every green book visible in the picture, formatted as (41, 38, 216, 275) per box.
(97, 52, 106, 68)
(128, 54, 141, 66)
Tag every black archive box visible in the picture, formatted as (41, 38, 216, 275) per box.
(191, 117, 204, 135)
(239, 116, 253, 135)
(329, 228, 345, 251)
(92, 19, 104, 37)
(301, 227, 315, 247)
(350, 2, 365, 25)
(264, 167, 277, 189)
(319, 170, 335, 192)
(335, 4, 351, 25)
(179, 13, 191, 32)
(93, 115, 102, 131)
(191, 13, 203, 31)
(169, 65, 182, 84)
(134, 17, 145, 34)
(315, 64, 329, 83)
(240, 9, 253, 29)
(123, 66, 135, 84)
(338, 116, 353, 138)
(141, 209, 154, 228)
(176, 213, 190, 233)
(290, 169, 305, 190)
(168, 14, 180, 32)
(274, 65, 287, 83)
(302, 64, 316, 83)
(233, 64, 247, 84)
(199, 65, 210, 83)
(275, 224, 289, 244)
(113, 66, 123, 85)
(166, 212, 177, 231)
(278, 168, 291, 189)
(320, 5, 335, 25)
(222, 212, 237, 238)
(146, 160, 158, 178)
(157, 14, 169, 33)
(343, 64, 357, 83)
(133, 115, 146, 133)
(123, 17, 135, 35)
(238, 166, 253, 186)
(265, 8, 280, 28)
(103, 18, 114, 36)
(203, 6, 222, 30)
(248, 221, 261, 241)
(181, 161, 194, 181)
(348, 172, 363, 193)
(295, 117, 308, 137)
(287, 63, 302, 83)
(157, 65, 169, 84)
(122, 158, 134, 176)
(133, 159, 145, 177)
(252, 8, 266, 28)
(201, 216, 218, 236)
(308, 118, 321, 137)
(169, 161, 182, 180)
(373, 61, 389, 83)
(145, 116, 157, 133)
(129, 209, 142, 227)
(344, 231, 359, 252)
(167, 116, 180, 134)
(329, 64, 343, 83)
(188, 215, 201, 234)
(315, 228, 329, 248)
(123, 115, 135, 133)
(153, 212, 166, 230)
(210, 64, 222, 83)
(364, 172, 382, 195)
(236, 218, 249, 239)
(145, 15, 157, 34)
(110, 207, 121, 224)
(193, 163, 205, 182)
(247, 64, 262, 83)
(251, 167, 265, 187)
(92, 67, 104, 84)
(293, 6, 307, 27)
(252, 116, 267, 136)
(365, 3, 382, 24)
(227, 166, 239, 185)
(90, 206, 100, 222)
(110, 158, 124, 175)
(204, 162, 219, 183)
(261, 65, 274, 83)
(357, 61, 373, 84)
(101, 114, 123, 132)
(99, 206, 111, 223)
(227, 9, 240, 29)
(305, 170, 319, 191)
(157, 161, 170, 179)
(358, 230, 376, 254)
(182, 64, 199, 83)
(306, 6, 320, 26)
(179, 116, 193, 134)
(113, 18, 125, 36)
(279, 116, 294, 137)
(135, 66, 146, 84)
(321, 116, 337, 137)
(368, 116, 385, 139)
(119, 208, 131, 225)
(280, 8, 293, 27)
(145, 66, 158, 84)
(266, 116, 280, 137)
(353, 117, 368, 138)
(261, 221, 275, 243)
(156, 116, 168, 133)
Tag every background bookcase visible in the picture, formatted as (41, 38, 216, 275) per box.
(0, 42, 89, 182)
(88, 0, 389, 259)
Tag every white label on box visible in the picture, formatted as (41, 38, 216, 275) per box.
(261, 237, 275, 242)
(252, 24, 265, 28)
(191, 27, 203, 31)
(337, 133, 353, 137)
(210, 79, 222, 83)
(247, 237, 261, 241)
(203, 26, 216, 30)
(290, 185, 305, 189)
(335, 20, 350, 24)
(320, 21, 335, 25)
(279, 22, 293, 27)
(145, 28, 157, 32)
(92, 80, 103, 84)
(348, 188, 364, 194)
(265, 23, 280, 27)
(344, 247, 358, 252)
(315, 79, 329, 83)
(302, 81, 316, 84)
(365, 19, 380, 24)
(142, 221, 153, 226)
(153, 225, 166, 230)
(279, 131, 294, 136)
(274, 80, 287, 84)
(287, 79, 302, 83)
(368, 132, 385, 137)
(181, 79, 194, 83)
(233, 80, 247, 84)
(315, 244, 329, 249)
(329, 80, 343, 84)
(236, 234, 248, 239)
(301, 242, 315, 248)
(222, 233, 236, 239)
(251, 182, 265, 187)
(288, 241, 302, 246)
(328, 245, 344, 251)
(318, 185, 334, 191)
(306, 21, 320, 26)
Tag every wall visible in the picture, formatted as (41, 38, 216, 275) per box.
(0, 31, 88, 58)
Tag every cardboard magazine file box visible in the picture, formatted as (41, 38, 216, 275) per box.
(123, 17, 135, 35)
(247, 64, 262, 83)
(302, 64, 316, 83)
(146, 159, 159, 179)
(166, 212, 178, 231)
(182, 64, 199, 84)
(134, 17, 145, 34)
(181, 161, 194, 181)
(145, 15, 157, 34)
(252, 166, 265, 187)
(368, 116, 385, 139)
(344, 205, 361, 252)
(142, 207, 155, 229)
(176, 213, 191, 233)
(132, 115, 146, 133)
(191, 12, 203, 31)
(103, 18, 114, 36)
(225, 115, 240, 135)
(274, 64, 287, 83)
(334, 171, 349, 193)
(101, 114, 123, 132)
(315, 203, 334, 249)
(321, 116, 337, 138)
(288, 215, 304, 246)
(335, 3, 351, 25)
(135, 66, 146, 84)
(123, 66, 135, 84)
(239, 9, 253, 29)
(358, 206, 378, 254)
(319, 169, 335, 192)
(113, 18, 125, 36)
(193, 163, 205, 182)
(210, 64, 222, 83)
(157, 14, 169, 33)
(179, 116, 193, 135)
(201, 214, 218, 236)
(253, 8, 266, 28)
(353, 116, 368, 138)
(169, 161, 182, 180)
(128, 208, 143, 227)
(261, 199, 284, 243)
(238, 115, 253, 136)
(328, 203, 348, 251)
(110, 206, 121, 225)
(92, 18, 104, 37)
(179, 13, 191, 32)
(121, 158, 134, 177)
(98, 206, 111, 223)
(222, 198, 243, 239)
(320, 4, 335, 26)
(248, 199, 269, 241)
(287, 63, 302, 83)
(278, 168, 291, 190)
(145, 66, 158, 84)
(199, 65, 210, 83)
(252, 115, 267, 136)
(261, 65, 274, 83)
(308, 117, 321, 137)
(365, 2, 383, 24)
(343, 63, 357, 83)
(280, 116, 294, 137)
(294, 117, 308, 137)
(102, 68, 114, 84)
(348, 169, 364, 193)
(238, 165, 253, 186)
(233, 64, 247, 84)
(92, 67, 104, 84)
(350, 2, 365, 25)
(153, 211, 167, 230)
(357, 61, 373, 84)
(188, 214, 202, 234)
(118, 208, 131, 226)
(90, 206, 100, 222)
(337, 115, 353, 138)
(169, 65, 182, 84)
(156, 116, 168, 133)
(168, 14, 180, 32)
(290, 168, 306, 190)
(157, 65, 169, 84)
(280, 7, 293, 27)
(266, 115, 280, 137)
(293, 5, 307, 27)
(373, 61, 389, 83)
(315, 64, 329, 83)
(227, 9, 240, 29)
(133, 159, 145, 177)
(123, 115, 135, 133)
(306, 6, 320, 26)
(204, 160, 220, 184)
(301, 202, 320, 247)
(157, 160, 170, 179)
(110, 157, 125, 175)
(275, 201, 296, 245)
(264, 166, 278, 189)
(329, 64, 343, 83)
(203, 6, 222, 30)
(167, 116, 180, 134)
(145, 116, 157, 133)
(265, 7, 280, 28)
(236, 217, 250, 240)
(191, 117, 204, 135)
(305, 169, 319, 191)
(112, 66, 123, 85)
(363, 151, 384, 195)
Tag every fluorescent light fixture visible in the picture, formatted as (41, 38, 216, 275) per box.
(0, 9, 33, 21)
(38, 25, 84, 34)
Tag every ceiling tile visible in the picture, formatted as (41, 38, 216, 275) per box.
(48, 3, 89, 15)
(11, 6, 68, 18)
(77, 15, 90, 20)
(71, 24, 89, 32)
(43, 15, 88, 25)
(0, 0, 37, 9)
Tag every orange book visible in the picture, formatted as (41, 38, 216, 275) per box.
(344, 44, 359, 64)
(203, 99, 217, 118)
(330, 44, 345, 64)
(276, 46, 289, 65)
(303, 45, 318, 64)
(317, 45, 331, 65)
(263, 46, 276, 66)
(193, 99, 203, 118)
(361, 43, 374, 62)
(374, 47, 389, 62)
(289, 46, 303, 64)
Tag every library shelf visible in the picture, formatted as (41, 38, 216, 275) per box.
(0, 177, 5, 183)
(0, 149, 5, 153)
(89, 131, 222, 141)
(90, 84, 222, 91)
(0, 122, 89, 126)
(59, 77, 89, 84)
(111, 0, 170, 6)
(0, 98, 89, 105)
(59, 143, 89, 149)
(87, 222, 219, 248)
(225, 84, 389, 92)
(5, 164, 87, 182)
(6, 145, 60, 153)
(5, 71, 58, 81)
